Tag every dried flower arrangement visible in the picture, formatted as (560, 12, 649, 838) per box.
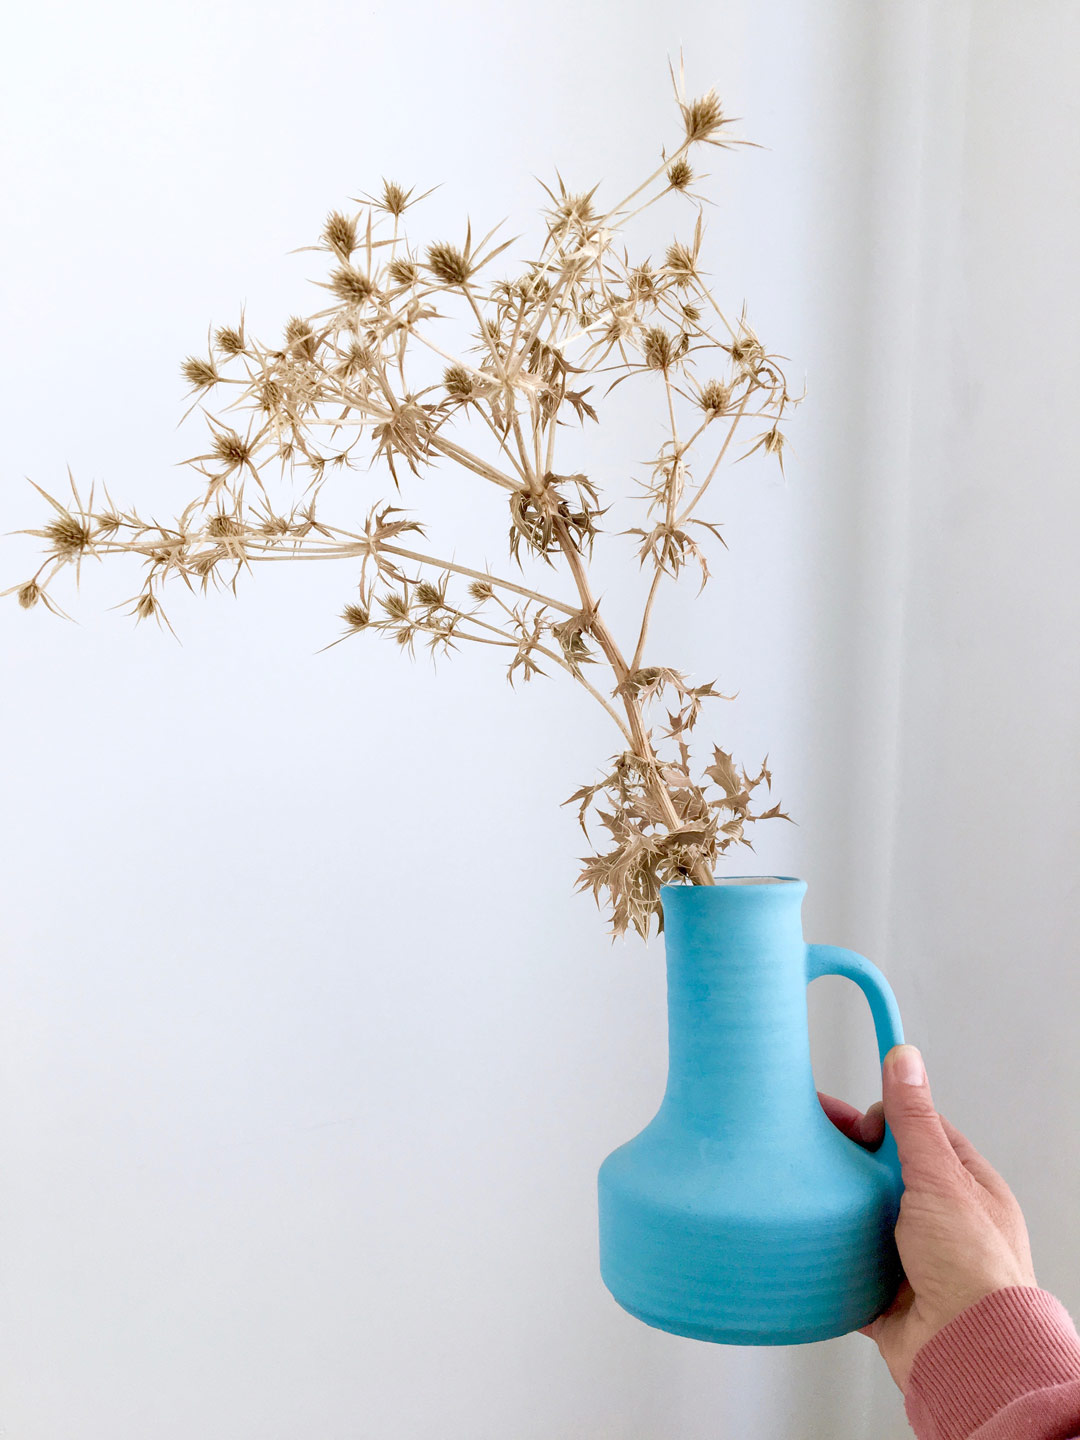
(7, 61, 796, 940)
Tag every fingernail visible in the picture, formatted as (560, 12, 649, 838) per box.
(890, 1045, 925, 1086)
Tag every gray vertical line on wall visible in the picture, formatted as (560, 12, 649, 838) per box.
(854, 14, 976, 1440)
(846, 0, 973, 977)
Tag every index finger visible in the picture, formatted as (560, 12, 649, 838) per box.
(817, 1090, 886, 1149)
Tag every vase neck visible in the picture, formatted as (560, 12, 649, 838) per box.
(657, 879, 819, 1134)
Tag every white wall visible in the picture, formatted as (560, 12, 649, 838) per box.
(1, 2, 1076, 1438)
(876, 0, 1080, 1413)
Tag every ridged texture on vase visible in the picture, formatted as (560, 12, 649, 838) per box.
(597, 877, 905, 1346)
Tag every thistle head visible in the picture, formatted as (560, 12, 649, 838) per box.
(415, 581, 443, 607)
(699, 379, 734, 417)
(181, 356, 219, 389)
(258, 377, 284, 412)
(328, 266, 375, 306)
(388, 257, 419, 287)
(641, 326, 684, 371)
(551, 190, 597, 236)
(380, 592, 411, 623)
(763, 428, 785, 458)
(284, 316, 317, 361)
(210, 429, 253, 469)
(443, 365, 475, 398)
(214, 324, 246, 357)
(206, 512, 242, 539)
(323, 210, 358, 259)
(628, 263, 656, 299)
(728, 331, 765, 369)
(666, 158, 694, 191)
(425, 242, 473, 287)
(664, 241, 697, 285)
(514, 270, 551, 304)
(44, 514, 92, 556)
(342, 604, 369, 630)
(338, 343, 375, 378)
(680, 89, 729, 145)
(131, 593, 158, 623)
(378, 180, 412, 217)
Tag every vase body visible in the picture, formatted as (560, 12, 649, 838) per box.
(597, 876, 906, 1346)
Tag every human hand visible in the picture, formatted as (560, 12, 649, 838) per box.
(817, 1044, 1038, 1393)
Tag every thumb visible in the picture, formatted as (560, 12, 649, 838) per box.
(882, 1045, 961, 1190)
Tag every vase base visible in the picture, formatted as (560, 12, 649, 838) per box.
(612, 1294, 879, 1347)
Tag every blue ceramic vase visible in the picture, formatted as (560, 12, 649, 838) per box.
(597, 876, 906, 1346)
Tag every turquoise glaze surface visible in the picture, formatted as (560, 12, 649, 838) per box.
(597, 877, 906, 1346)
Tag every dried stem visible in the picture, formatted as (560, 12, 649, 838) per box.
(8, 66, 797, 939)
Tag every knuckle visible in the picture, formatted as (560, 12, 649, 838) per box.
(902, 1151, 968, 1195)
(898, 1093, 941, 1123)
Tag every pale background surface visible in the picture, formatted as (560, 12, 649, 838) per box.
(1, 1, 1077, 1436)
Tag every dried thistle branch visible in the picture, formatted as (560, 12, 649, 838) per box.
(8, 60, 799, 940)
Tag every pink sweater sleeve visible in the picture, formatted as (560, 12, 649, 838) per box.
(904, 1287, 1080, 1440)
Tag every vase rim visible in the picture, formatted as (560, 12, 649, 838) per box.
(662, 875, 803, 890)
(665, 869, 806, 915)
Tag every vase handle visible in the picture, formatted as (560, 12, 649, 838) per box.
(806, 943, 905, 1191)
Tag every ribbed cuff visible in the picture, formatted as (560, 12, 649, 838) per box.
(905, 1287, 1080, 1440)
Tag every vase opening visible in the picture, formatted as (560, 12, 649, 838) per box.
(712, 875, 789, 886)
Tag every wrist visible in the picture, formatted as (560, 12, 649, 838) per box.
(905, 1288, 1080, 1440)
